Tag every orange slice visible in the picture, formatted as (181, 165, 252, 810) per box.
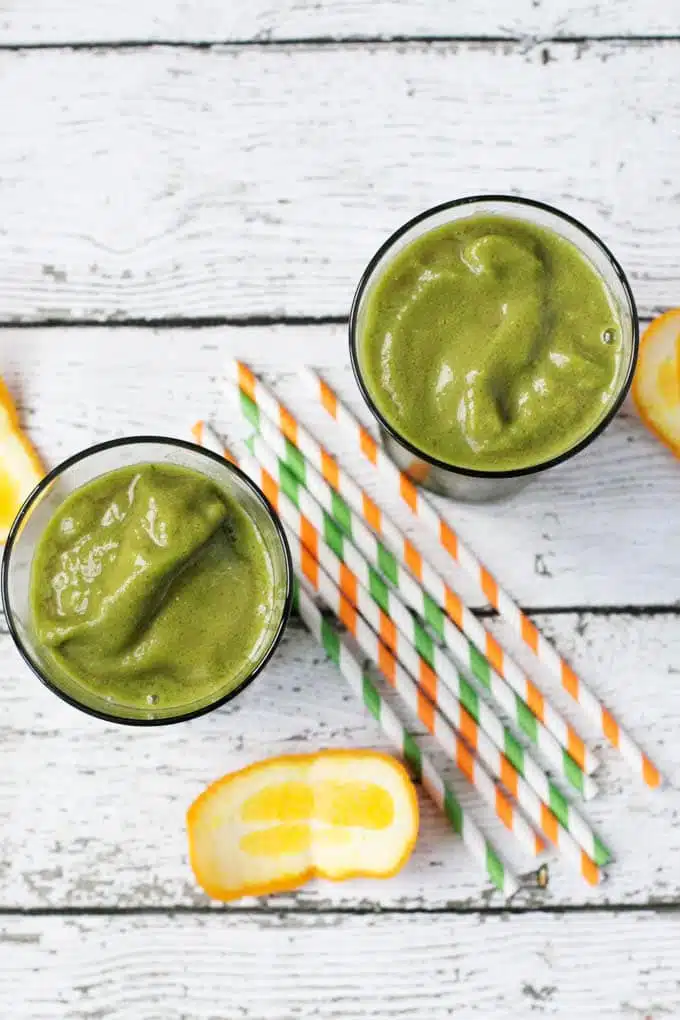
(187, 750, 419, 901)
(0, 378, 44, 542)
(632, 309, 680, 457)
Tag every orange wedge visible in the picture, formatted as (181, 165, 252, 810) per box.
(187, 750, 419, 901)
(0, 378, 44, 542)
(632, 309, 680, 457)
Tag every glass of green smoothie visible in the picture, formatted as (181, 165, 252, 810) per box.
(350, 196, 638, 501)
(1, 437, 293, 724)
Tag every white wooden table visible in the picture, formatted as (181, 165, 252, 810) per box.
(1, 3, 680, 1016)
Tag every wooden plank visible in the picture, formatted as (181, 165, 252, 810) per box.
(0, 604, 675, 910)
(2, 911, 679, 1017)
(0, 324, 677, 611)
(1, 0, 678, 44)
(0, 43, 677, 321)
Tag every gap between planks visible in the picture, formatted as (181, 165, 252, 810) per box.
(1, 36, 680, 51)
(1, 901, 680, 918)
(0, 313, 670, 329)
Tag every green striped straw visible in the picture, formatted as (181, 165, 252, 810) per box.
(237, 418, 597, 802)
(232, 429, 609, 876)
(231, 363, 597, 780)
(227, 424, 607, 864)
(192, 420, 523, 896)
(293, 578, 521, 897)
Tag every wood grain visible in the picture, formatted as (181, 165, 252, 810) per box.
(1, 325, 678, 611)
(0, 19, 677, 1019)
(0, 327, 675, 913)
(0, 44, 678, 322)
(2, 911, 679, 1018)
(1, 0, 678, 44)
(0, 606, 676, 910)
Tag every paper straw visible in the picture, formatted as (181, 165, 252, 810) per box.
(286, 525, 605, 883)
(235, 433, 608, 838)
(285, 501, 608, 868)
(231, 430, 606, 864)
(302, 370, 662, 790)
(192, 422, 522, 896)
(231, 362, 596, 778)
(195, 416, 602, 876)
(230, 395, 597, 800)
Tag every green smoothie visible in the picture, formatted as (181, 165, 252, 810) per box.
(29, 463, 275, 710)
(358, 214, 624, 471)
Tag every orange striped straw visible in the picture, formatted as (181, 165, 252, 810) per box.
(194, 418, 542, 858)
(192, 420, 523, 896)
(232, 392, 601, 799)
(304, 369, 662, 790)
(232, 361, 596, 784)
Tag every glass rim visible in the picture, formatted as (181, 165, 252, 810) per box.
(349, 194, 640, 480)
(1, 435, 294, 726)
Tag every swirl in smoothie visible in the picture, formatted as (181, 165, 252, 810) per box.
(358, 214, 624, 472)
(29, 463, 274, 710)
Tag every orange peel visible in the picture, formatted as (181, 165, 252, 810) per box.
(0, 377, 44, 542)
(632, 309, 680, 457)
(187, 750, 419, 901)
